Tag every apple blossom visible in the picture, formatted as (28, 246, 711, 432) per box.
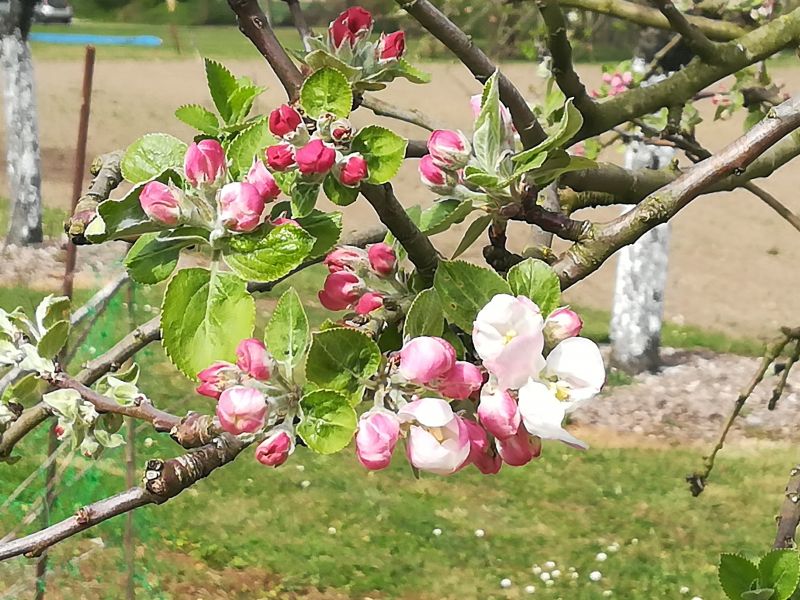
(495, 426, 541, 466)
(544, 307, 583, 344)
(418, 155, 457, 194)
(517, 380, 588, 449)
(427, 129, 472, 170)
(437, 361, 483, 400)
(296, 139, 336, 175)
(366, 243, 396, 276)
(218, 182, 266, 233)
(245, 158, 280, 203)
(543, 336, 606, 403)
(216, 386, 267, 435)
(184, 139, 226, 187)
(356, 410, 401, 470)
(330, 119, 353, 143)
(318, 271, 363, 311)
(377, 31, 406, 61)
(266, 143, 296, 171)
(398, 336, 456, 385)
(338, 154, 369, 187)
(324, 246, 369, 273)
(268, 104, 302, 137)
(255, 429, 295, 467)
(399, 398, 470, 475)
(473, 294, 545, 389)
(470, 93, 515, 141)
(139, 181, 181, 226)
(196, 361, 236, 399)
(235, 338, 272, 381)
(462, 418, 502, 475)
(477, 384, 520, 439)
(270, 215, 301, 228)
(355, 291, 384, 315)
(329, 6, 372, 49)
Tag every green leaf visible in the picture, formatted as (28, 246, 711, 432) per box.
(323, 173, 359, 206)
(265, 288, 310, 368)
(296, 210, 342, 258)
(528, 151, 595, 186)
(759, 550, 800, 600)
(161, 267, 255, 379)
(719, 553, 760, 600)
(511, 98, 583, 177)
(228, 84, 264, 124)
(351, 125, 407, 184)
(291, 181, 321, 218)
(741, 590, 776, 600)
(300, 67, 352, 119)
(434, 260, 511, 332)
(87, 169, 183, 243)
(395, 58, 431, 84)
(124, 232, 191, 285)
(223, 224, 315, 283)
(507, 258, 561, 316)
(305, 327, 381, 405)
(297, 389, 357, 454)
(35, 295, 70, 332)
(451, 214, 492, 259)
(1, 372, 47, 406)
(419, 199, 475, 235)
(205, 58, 238, 123)
(304, 49, 362, 81)
(121, 134, 187, 184)
(37, 320, 69, 359)
(472, 71, 504, 174)
(226, 117, 274, 178)
(464, 165, 502, 190)
(403, 288, 444, 339)
(175, 104, 219, 135)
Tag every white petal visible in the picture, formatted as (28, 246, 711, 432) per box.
(398, 397, 454, 428)
(484, 333, 545, 390)
(546, 337, 605, 402)
(518, 381, 588, 449)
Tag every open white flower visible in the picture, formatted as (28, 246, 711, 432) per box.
(472, 294, 545, 389)
(518, 381, 588, 449)
(398, 398, 470, 475)
(542, 337, 605, 405)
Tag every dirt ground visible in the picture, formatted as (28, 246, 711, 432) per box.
(1, 59, 799, 338)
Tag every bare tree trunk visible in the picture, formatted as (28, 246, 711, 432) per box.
(1, 0, 42, 245)
(609, 139, 673, 374)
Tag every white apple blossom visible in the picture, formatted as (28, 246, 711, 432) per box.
(518, 381, 589, 449)
(399, 398, 470, 475)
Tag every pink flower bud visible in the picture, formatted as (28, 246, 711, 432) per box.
(139, 181, 181, 226)
(399, 336, 456, 385)
(356, 410, 400, 470)
(268, 104, 303, 138)
(331, 119, 353, 142)
(544, 307, 583, 343)
(355, 291, 383, 315)
(478, 386, 521, 440)
(469, 94, 515, 133)
(296, 139, 336, 175)
(367, 243, 396, 276)
(269, 214, 301, 228)
(216, 386, 267, 435)
(621, 71, 633, 85)
(266, 143, 296, 171)
(196, 361, 235, 399)
(54, 424, 66, 439)
(245, 158, 280, 203)
(377, 31, 406, 61)
(419, 155, 456, 194)
(184, 139, 226, 187)
(602, 72, 613, 84)
(218, 182, 266, 233)
(427, 129, 472, 170)
(318, 271, 363, 311)
(495, 427, 540, 467)
(329, 6, 373, 49)
(437, 361, 483, 400)
(255, 429, 294, 467)
(570, 143, 585, 157)
(462, 419, 502, 475)
(236, 338, 272, 381)
(324, 246, 369, 273)
(338, 154, 369, 187)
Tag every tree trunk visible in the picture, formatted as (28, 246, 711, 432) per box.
(609, 139, 673, 374)
(1, 0, 42, 245)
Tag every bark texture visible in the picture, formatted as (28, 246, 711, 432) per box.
(1, 0, 42, 245)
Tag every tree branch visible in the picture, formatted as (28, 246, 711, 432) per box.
(0, 434, 248, 561)
(70, 272, 129, 328)
(227, 0, 304, 101)
(652, 0, 721, 63)
(395, 0, 547, 148)
(558, 0, 747, 40)
(359, 95, 438, 132)
(536, 0, 597, 119)
(282, 0, 312, 50)
(555, 95, 800, 289)
(65, 151, 123, 245)
(774, 464, 800, 549)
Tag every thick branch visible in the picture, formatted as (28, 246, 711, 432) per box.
(537, 0, 597, 119)
(395, 0, 547, 148)
(0, 434, 248, 561)
(652, 0, 721, 62)
(774, 464, 800, 549)
(555, 96, 800, 288)
(579, 8, 800, 139)
(558, 0, 747, 40)
(227, 0, 303, 101)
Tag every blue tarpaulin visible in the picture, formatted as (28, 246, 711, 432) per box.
(29, 33, 162, 46)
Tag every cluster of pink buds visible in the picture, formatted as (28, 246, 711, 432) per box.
(328, 7, 406, 63)
(418, 129, 471, 195)
(265, 104, 369, 188)
(318, 243, 397, 315)
(591, 71, 633, 98)
(397, 336, 483, 400)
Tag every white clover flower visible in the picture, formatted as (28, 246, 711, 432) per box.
(500, 578, 512, 589)
(300, 480, 311, 489)
(551, 569, 561, 578)
(327, 527, 337, 535)
(296, 464, 305, 471)
(524, 585, 536, 594)
(544, 560, 556, 569)
(545, 580, 554, 587)
(532, 565, 542, 575)
(607, 543, 620, 553)
(596, 552, 608, 562)
(540, 573, 551, 582)
(432, 528, 442, 536)
(679, 587, 690, 595)
(602, 591, 613, 597)
(630, 538, 639, 545)
(589, 571, 602, 582)
(474, 529, 485, 538)
(570, 572, 579, 580)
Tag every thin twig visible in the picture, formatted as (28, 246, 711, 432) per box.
(769, 338, 800, 410)
(359, 95, 438, 132)
(652, 0, 721, 62)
